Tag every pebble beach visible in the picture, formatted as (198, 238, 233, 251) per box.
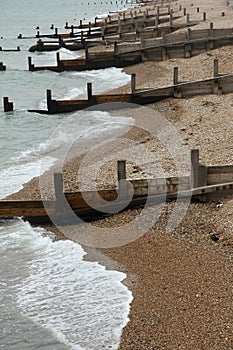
(5, 0, 233, 348)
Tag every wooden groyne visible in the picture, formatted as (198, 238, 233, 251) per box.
(28, 59, 233, 114)
(0, 150, 232, 225)
(27, 26, 233, 72)
(0, 46, 20, 52)
(28, 4, 183, 52)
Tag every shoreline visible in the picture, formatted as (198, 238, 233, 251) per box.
(4, 0, 233, 348)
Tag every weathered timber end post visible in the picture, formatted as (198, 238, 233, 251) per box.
(208, 22, 214, 50)
(183, 7, 186, 16)
(140, 37, 147, 61)
(55, 28, 58, 37)
(169, 13, 173, 28)
(65, 22, 68, 29)
(28, 57, 34, 71)
(213, 58, 221, 94)
(70, 25, 74, 36)
(54, 172, 65, 213)
(80, 20, 83, 28)
(101, 27, 105, 40)
(87, 82, 93, 101)
(173, 67, 179, 85)
(114, 41, 118, 55)
(56, 52, 61, 69)
(117, 160, 127, 199)
(3, 97, 14, 112)
(118, 21, 122, 36)
(0, 62, 6, 71)
(190, 149, 199, 189)
(213, 58, 218, 78)
(131, 74, 136, 93)
(47, 89, 55, 113)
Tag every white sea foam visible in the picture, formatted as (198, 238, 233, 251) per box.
(14, 224, 132, 350)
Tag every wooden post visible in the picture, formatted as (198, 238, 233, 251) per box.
(190, 149, 199, 189)
(114, 41, 118, 54)
(0, 62, 6, 71)
(197, 7, 199, 13)
(56, 52, 60, 67)
(209, 22, 214, 37)
(87, 82, 93, 101)
(70, 25, 74, 36)
(80, 20, 83, 28)
(186, 14, 190, 24)
(46, 89, 54, 114)
(213, 58, 218, 78)
(3, 97, 13, 112)
(28, 57, 34, 71)
(54, 172, 65, 213)
(131, 74, 136, 93)
(203, 12, 207, 21)
(169, 13, 173, 27)
(118, 20, 122, 36)
(117, 160, 127, 199)
(101, 27, 105, 40)
(183, 8, 186, 16)
(173, 67, 179, 85)
(155, 14, 159, 28)
(208, 22, 214, 50)
(55, 28, 58, 37)
(213, 58, 219, 94)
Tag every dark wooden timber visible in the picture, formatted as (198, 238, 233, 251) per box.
(28, 27, 233, 72)
(0, 152, 233, 225)
(28, 65, 233, 114)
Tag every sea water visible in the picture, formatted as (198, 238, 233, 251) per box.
(0, 1, 134, 349)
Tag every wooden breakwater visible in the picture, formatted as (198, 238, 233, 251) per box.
(28, 4, 183, 52)
(27, 59, 233, 114)
(0, 46, 20, 52)
(27, 25, 233, 72)
(0, 150, 232, 225)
